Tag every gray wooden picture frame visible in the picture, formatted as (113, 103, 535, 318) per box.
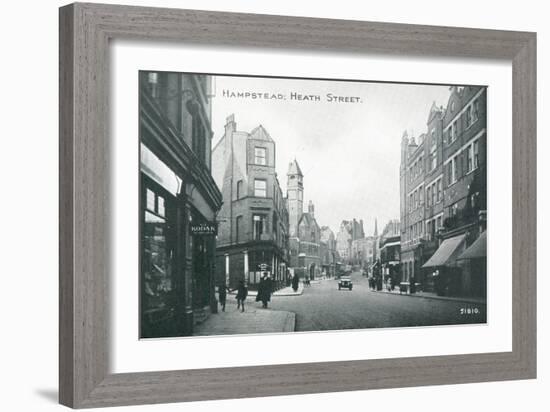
(59, 2, 536, 408)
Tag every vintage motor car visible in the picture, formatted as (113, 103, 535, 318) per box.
(338, 277, 353, 290)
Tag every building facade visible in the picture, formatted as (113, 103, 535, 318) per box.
(212, 115, 289, 291)
(295, 201, 322, 279)
(336, 219, 365, 264)
(336, 222, 352, 262)
(287, 159, 322, 279)
(400, 131, 427, 290)
(379, 220, 401, 283)
(430, 85, 487, 297)
(399, 86, 487, 298)
(320, 226, 338, 277)
(139, 71, 223, 338)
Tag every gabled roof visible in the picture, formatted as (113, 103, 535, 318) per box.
(249, 124, 273, 142)
(287, 159, 303, 176)
(427, 101, 442, 124)
(298, 212, 319, 230)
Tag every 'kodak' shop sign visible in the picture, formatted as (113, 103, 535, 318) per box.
(190, 223, 217, 236)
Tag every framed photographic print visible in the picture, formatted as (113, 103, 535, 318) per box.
(59, 2, 536, 408)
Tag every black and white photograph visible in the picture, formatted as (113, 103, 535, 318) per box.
(139, 71, 487, 339)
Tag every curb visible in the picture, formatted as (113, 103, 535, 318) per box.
(371, 289, 486, 305)
(228, 285, 305, 297)
(273, 286, 304, 296)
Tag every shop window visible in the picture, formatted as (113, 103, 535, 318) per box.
(141, 181, 176, 338)
(157, 196, 165, 217)
(192, 234, 212, 309)
(146, 188, 155, 212)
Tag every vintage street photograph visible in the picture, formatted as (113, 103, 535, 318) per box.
(139, 71, 487, 339)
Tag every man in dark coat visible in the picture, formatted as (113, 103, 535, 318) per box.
(256, 274, 272, 308)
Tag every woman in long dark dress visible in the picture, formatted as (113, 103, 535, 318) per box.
(236, 280, 248, 312)
(291, 274, 299, 292)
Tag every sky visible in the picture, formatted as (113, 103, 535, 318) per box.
(210, 75, 452, 236)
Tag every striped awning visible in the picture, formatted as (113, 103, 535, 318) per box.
(458, 231, 486, 260)
(422, 234, 466, 268)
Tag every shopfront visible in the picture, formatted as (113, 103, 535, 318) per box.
(139, 71, 222, 338)
(140, 160, 220, 338)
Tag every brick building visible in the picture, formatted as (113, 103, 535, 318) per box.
(212, 115, 289, 290)
(399, 86, 487, 298)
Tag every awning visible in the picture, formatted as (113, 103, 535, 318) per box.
(422, 234, 466, 268)
(380, 241, 400, 249)
(458, 231, 486, 260)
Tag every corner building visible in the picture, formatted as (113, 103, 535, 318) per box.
(212, 115, 290, 291)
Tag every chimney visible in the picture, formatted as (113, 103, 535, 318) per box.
(225, 114, 236, 135)
(308, 200, 314, 218)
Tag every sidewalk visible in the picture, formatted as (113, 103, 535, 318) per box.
(228, 282, 304, 297)
(370, 287, 487, 305)
(194, 296, 296, 336)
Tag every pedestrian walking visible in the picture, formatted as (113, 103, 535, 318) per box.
(291, 273, 299, 292)
(218, 284, 228, 312)
(236, 280, 248, 312)
(256, 273, 272, 308)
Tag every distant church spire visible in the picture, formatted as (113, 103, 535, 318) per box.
(374, 218, 378, 237)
